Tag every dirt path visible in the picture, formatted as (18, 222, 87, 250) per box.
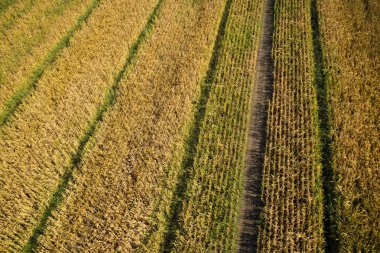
(237, 0, 274, 251)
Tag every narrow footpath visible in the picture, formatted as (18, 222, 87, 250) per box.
(237, 0, 274, 251)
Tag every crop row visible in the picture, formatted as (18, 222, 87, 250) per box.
(169, 0, 265, 251)
(318, 0, 380, 251)
(257, 0, 324, 252)
(0, 0, 92, 122)
(35, 0, 226, 251)
(0, 0, 159, 250)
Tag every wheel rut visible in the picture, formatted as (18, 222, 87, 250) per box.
(237, 0, 274, 251)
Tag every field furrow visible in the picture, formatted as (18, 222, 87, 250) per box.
(0, 0, 94, 124)
(318, 0, 380, 251)
(36, 0, 226, 251)
(0, 0, 159, 250)
(170, 0, 265, 251)
(257, 0, 324, 252)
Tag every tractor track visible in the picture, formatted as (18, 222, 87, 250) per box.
(237, 0, 274, 251)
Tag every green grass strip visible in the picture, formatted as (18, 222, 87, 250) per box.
(0, 0, 101, 127)
(21, 0, 164, 251)
(310, 0, 339, 251)
(159, 0, 233, 251)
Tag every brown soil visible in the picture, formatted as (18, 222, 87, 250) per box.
(237, 0, 274, 251)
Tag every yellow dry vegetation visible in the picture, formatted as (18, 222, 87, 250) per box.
(0, 0, 91, 114)
(258, 0, 324, 251)
(36, 0, 227, 251)
(37, 0, 225, 251)
(318, 0, 380, 251)
(0, 0, 158, 250)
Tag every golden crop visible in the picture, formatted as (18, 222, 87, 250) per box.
(0, 0, 36, 28)
(37, 0, 225, 251)
(0, 0, 91, 116)
(0, 0, 378, 251)
(0, 0, 158, 250)
(258, 0, 324, 251)
(318, 0, 380, 251)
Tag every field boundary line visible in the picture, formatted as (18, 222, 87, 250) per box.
(0, 0, 101, 127)
(310, 0, 339, 251)
(158, 0, 233, 251)
(21, 0, 165, 251)
(237, 0, 274, 251)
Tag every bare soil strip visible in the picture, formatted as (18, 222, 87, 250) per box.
(237, 0, 274, 251)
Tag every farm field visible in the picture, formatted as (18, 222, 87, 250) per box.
(0, 0, 378, 252)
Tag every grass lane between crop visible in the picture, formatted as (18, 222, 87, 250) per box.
(310, 0, 339, 251)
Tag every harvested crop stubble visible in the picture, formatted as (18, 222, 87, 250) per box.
(0, 0, 92, 119)
(171, 0, 265, 251)
(37, 0, 226, 251)
(318, 0, 380, 251)
(0, 0, 158, 250)
(257, 0, 324, 252)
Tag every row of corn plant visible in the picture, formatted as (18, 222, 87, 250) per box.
(257, 0, 325, 251)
